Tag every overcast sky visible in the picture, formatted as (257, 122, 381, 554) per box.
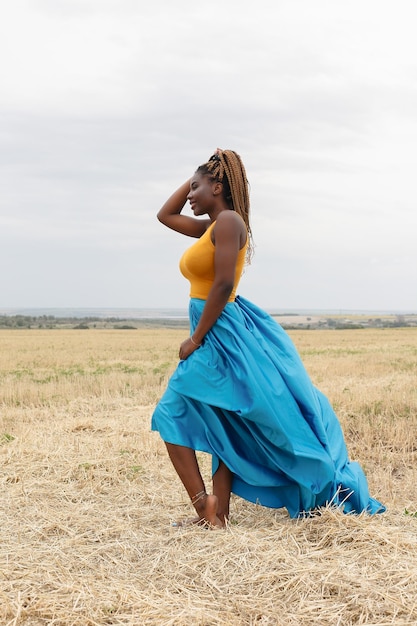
(1, 0, 416, 312)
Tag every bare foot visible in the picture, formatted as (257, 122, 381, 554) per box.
(173, 494, 225, 529)
(195, 494, 224, 529)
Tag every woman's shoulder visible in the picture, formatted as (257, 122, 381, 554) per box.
(212, 210, 247, 246)
(215, 209, 246, 230)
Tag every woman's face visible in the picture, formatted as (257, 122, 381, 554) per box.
(187, 173, 217, 216)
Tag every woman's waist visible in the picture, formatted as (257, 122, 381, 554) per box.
(189, 286, 237, 303)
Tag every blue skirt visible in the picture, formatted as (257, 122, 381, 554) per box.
(151, 296, 385, 518)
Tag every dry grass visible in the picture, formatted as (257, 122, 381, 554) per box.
(1, 327, 417, 625)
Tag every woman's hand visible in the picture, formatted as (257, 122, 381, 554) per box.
(157, 179, 210, 238)
(179, 337, 201, 360)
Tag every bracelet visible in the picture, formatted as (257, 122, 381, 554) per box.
(190, 335, 201, 347)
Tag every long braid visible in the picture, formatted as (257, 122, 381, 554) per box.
(196, 149, 254, 262)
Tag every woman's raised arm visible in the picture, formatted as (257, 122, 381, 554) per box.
(157, 180, 210, 238)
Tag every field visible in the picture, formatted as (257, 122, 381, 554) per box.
(1, 327, 417, 625)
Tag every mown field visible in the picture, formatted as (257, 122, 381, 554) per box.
(1, 327, 417, 625)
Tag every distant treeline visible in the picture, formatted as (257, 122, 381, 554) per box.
(1, 314, 112, 328)
(280, 314, 417, 330)
(1, 313, 416, 330)
(0, 314, 188, 330)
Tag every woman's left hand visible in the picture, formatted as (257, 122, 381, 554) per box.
(179, 337, 200, 360)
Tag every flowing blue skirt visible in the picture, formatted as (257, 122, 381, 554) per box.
(151, 296, 385, 518)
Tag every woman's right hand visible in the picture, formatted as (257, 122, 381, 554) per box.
(179, 337, 201, 360)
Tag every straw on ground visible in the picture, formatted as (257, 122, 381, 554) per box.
(1, 328, 416, 625)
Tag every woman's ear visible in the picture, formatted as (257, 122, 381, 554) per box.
(212, 181, 223, 196)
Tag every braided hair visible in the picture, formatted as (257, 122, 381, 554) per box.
(196, 149, 253, 262)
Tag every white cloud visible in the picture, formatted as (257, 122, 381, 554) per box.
(1, 0, 416, 310)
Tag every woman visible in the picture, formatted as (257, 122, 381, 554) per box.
(151, 149, 384, 528)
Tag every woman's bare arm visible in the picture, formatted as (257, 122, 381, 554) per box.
(157, 180, 210, 238)
(179, 211, 245, 360)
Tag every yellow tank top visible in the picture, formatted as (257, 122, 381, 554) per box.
(179, 221, 247, 302)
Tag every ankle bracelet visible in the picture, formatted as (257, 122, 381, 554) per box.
(191, 490, 206, 505)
